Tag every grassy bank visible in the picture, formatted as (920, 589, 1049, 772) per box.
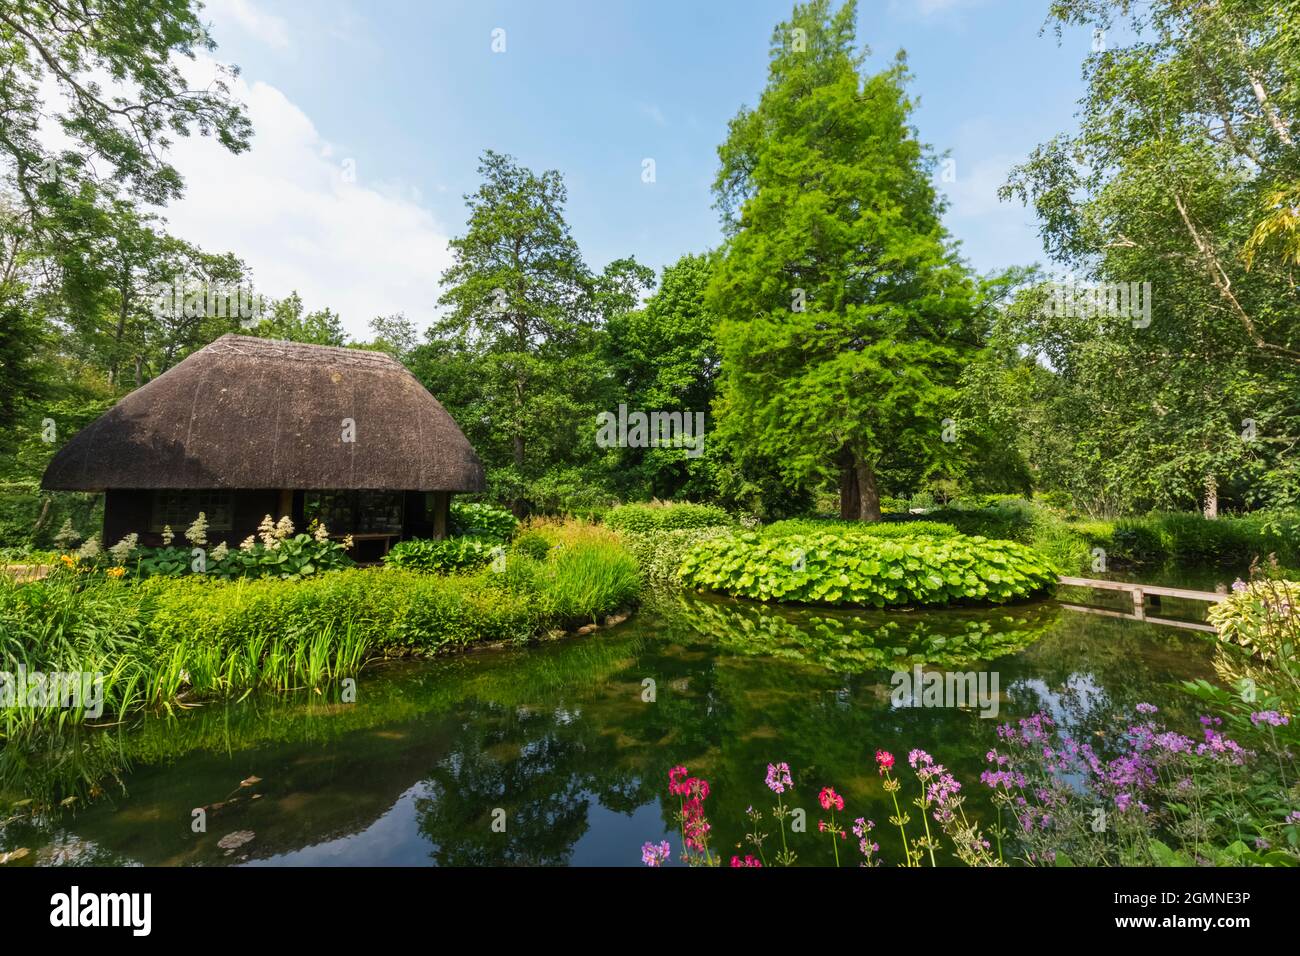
(0, 525, 640, 730)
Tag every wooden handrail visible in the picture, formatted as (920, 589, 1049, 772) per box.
(1057, 576, 1228, 603)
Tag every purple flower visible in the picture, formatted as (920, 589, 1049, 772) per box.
(1250, 711, 1289, 727)
(1136, 702, 1158, 715)
(765, 761, 794, 795)
(641, 840, 671, 867)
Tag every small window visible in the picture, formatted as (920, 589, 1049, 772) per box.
(304, 491, 403, 534)
(150, 491, 234, 533)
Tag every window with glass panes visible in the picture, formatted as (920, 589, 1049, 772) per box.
(150, 490, 234, 532)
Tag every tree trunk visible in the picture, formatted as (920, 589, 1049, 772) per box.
(109, 274, 129, 386)
(1203, 473, 1218, 520)
(838, 447, 882, 521)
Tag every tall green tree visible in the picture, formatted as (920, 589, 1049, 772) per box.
(605, 253, 719, 499)
(709, 0, 981, 521)
(1001, 0, 1300, 514)
(426, 151, 632, 514)
(250, 292, 347, 347)
(0, 0, 250, 233)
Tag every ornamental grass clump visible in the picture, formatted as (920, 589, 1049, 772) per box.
(615, 526, 732, 586)
(679, 529, 1056, 608)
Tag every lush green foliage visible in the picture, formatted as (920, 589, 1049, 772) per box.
(680, 528, 1057, 607)
(0, 528, 642, 728)
(708, 0, 992, 520)
(616, 527, 733, 586)
(383, 536, 500, 574)
(99, 520, 355, 581)
(448, 501, 519, 542)
(991, 0, 1300, 516)
(760, 518, 960, 539)
(603, 502, 731, 533)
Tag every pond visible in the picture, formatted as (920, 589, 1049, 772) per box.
(0, 570, 1236, 867)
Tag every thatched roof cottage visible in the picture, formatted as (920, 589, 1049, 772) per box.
(42, 334, 485, 560)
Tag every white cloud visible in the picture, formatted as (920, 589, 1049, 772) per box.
(155, 57, 452, 338)
(201, 0, 291, 50)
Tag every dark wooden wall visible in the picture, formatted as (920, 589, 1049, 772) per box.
(103, 489, 452, 550)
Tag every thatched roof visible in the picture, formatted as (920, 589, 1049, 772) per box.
(42, 335, 485, 492)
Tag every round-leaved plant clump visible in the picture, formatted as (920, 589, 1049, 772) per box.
(449, 502, 519, 542)
(678, 530, 1057, 608)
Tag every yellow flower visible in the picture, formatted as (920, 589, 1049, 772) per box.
(106, 566, 126, 579)
(61, 554, 76, 567)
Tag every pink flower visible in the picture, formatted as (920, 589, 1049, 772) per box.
(818, 787, 844, 811)
(729, 854, 762, 867)
(875, 750, 895, 774)
(668, 765, 690, 795)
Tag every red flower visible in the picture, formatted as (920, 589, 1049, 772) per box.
(875, 750, 895, 774)
(818, 787, 844, 811)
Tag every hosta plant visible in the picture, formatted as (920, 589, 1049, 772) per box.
(449, 502, 518, 542)
(383, 536, 501, 574)
(679, 530, 1056, 608)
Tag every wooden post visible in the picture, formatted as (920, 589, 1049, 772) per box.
(432, 492, 449, 539)
(278, 489, 293, 521)
(1131, 587, 1145, 620)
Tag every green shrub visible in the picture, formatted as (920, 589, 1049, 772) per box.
(449, 501, 518, 542)
(604, 501, 731, 533)
(921, 498, 1039, 541)
(510, 529, 552, 561)
(0, 528, 644, 727)
(384, 536, 500, 574)
(617, 526, 732, 585)
(760, 517, 961, 539)
(679, 529, 1057, 608)
(0, 482, 102, 551)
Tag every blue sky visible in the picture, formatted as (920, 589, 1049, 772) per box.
(174, 0, 1096, 336)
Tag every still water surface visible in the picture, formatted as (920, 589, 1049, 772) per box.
(0, 574, 1234, 866)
